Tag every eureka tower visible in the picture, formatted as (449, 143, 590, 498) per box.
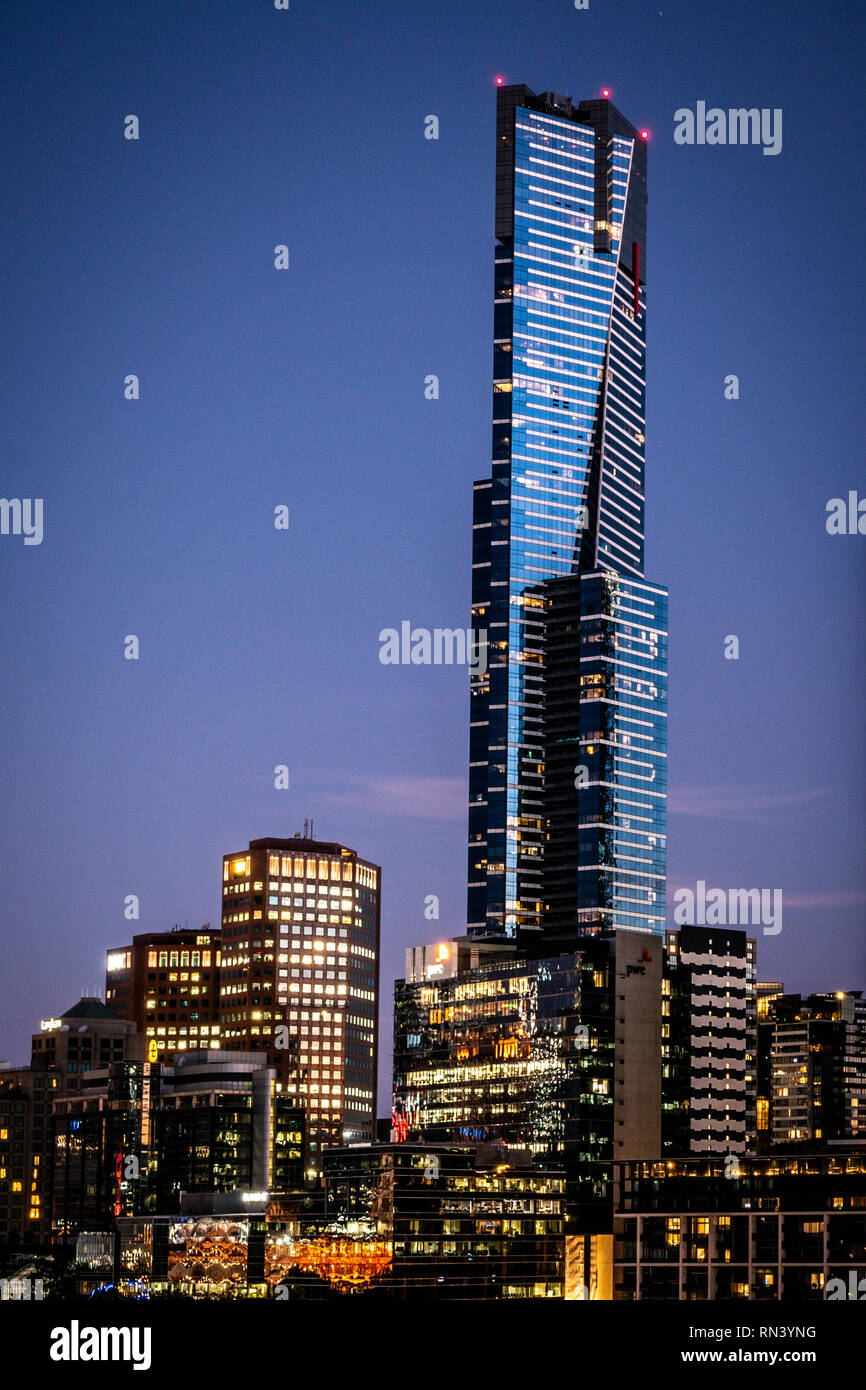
(467, 85, 668, 942)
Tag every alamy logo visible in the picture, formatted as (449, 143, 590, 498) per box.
(674, 103, 782, 156)
(826, 492, 866, 535)
(826, 1271, 866, 1300)
(0, 497, 43, 545)
(673, 879, 782, 935)
(49, 1321, 151, 1371)
(378, 623, 488, 674)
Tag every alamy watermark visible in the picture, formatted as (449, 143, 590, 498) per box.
(826, 491, 865, 535)
(674, 103, 782, 156)
(0, 497, 43, 545)
(378, 623, 488, 674)
(673, 879, 782, 935)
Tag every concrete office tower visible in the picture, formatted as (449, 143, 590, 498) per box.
(218, 838, 380, 1164)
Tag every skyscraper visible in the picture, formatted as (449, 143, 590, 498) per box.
(218, 837, 380, 1162)
(468, 85, 667, 942)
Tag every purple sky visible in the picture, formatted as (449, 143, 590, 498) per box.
(0, 0, 863, 1113)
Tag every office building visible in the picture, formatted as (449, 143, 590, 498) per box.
(104, 926, 221, 1063)
(0, 1064, 49, 1247)
(31, 997, 146, 1093)
(320, 1142, 565, 1299)
(218, 837, 380, 1162)
(393, 927, 662, 1231)
(0, 998, 146, 1246)
(154, 1050, 304, 1211)
(52, 1058, 155, 1239)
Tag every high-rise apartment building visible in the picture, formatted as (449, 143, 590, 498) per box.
(104, 926, 222, 1063)
(467, 85, 666, 941)
(756, 991, 866, 1150)
(218, 837, 380, 1162)
(663, 926, 757, 1156)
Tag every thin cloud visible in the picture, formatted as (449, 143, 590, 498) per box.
(327, 775, 465, 822)
(666, 884, 865, 911)
(776, 890, 866, 910)
(668, 785, 830, 822)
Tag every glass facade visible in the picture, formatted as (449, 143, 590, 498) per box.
(393, 941, 622, 1231)
(544, 572, 667, 936)
(468, 87, 667, 940)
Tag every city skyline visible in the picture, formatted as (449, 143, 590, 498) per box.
(0, 1, 863, 1127)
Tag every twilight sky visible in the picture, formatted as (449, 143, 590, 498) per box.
(1, 0, 863, 1114)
